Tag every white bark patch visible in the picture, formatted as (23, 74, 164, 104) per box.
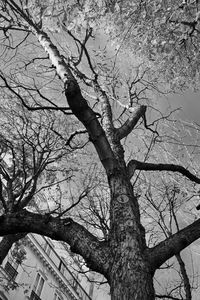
(36, 31, 74, 84)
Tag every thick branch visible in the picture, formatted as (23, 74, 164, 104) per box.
(116, 105, 146, 140)
(0, 210, 111, 280)
(147, 218, 200, 271)
(127, 159, 200, 183)
(13, 9, 116, 174)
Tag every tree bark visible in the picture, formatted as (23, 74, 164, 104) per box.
(0, 210, 111, 280)
(108, 170, 155, 300)
(110, 262, 154, 300)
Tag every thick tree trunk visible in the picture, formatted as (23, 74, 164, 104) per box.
(108, 172, 155, 300)
(110, 257, 154, 300)
(0, 233, 26, 264)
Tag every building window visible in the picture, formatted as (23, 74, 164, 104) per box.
(30, 273, 45, 300)
(4, 261, 18, 280)
(4, 256, 19, 281)
(4, 245, 26, 281)
(58, 261, 65, 275)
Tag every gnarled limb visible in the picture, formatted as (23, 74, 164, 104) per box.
(127, 159, 200, 183)
(0, 209, 111, 280)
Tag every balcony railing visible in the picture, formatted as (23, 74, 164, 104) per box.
(4, 262, 18, 281)
(30, 290, 42, 300)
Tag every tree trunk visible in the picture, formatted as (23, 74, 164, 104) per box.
(110, 258, 154, 300)
(0, 233, 26, 264)
(108, 172, 155, 300)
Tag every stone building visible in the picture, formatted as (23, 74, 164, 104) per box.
(0, 234, 93, 300)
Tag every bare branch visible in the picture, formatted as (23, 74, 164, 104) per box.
(0, 74, 72, 113)
(58, 190, 89, 217)
(0, 209, 110, 280)
(147, 217, 200, 271)
(176, 253, 192, 300)
(127, 159, 200, 183)
(116, 105, 147, 140)
(155, 295, 181, 300)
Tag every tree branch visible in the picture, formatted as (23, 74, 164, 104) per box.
(5, 2, 116, 174)
(127, 159, 200, 183)
(0, 209, 110, 280)
(116, 105, 146, 140)
(0, 74, 71, 114)
(147, 218, 200, 271)
(175, 253, 191, 300)
(155, 295, 181, 300)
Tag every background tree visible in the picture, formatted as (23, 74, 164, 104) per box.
(0, 96, 75, 264)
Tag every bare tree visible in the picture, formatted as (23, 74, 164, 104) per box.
(0, 98, 73, 263)
(0, 1, 200, 299)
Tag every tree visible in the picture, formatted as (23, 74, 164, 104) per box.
(1, 1, 200, 299)
(0, 97, 73, 264)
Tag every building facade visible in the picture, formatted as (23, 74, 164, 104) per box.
(0, 234, 93, 300)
